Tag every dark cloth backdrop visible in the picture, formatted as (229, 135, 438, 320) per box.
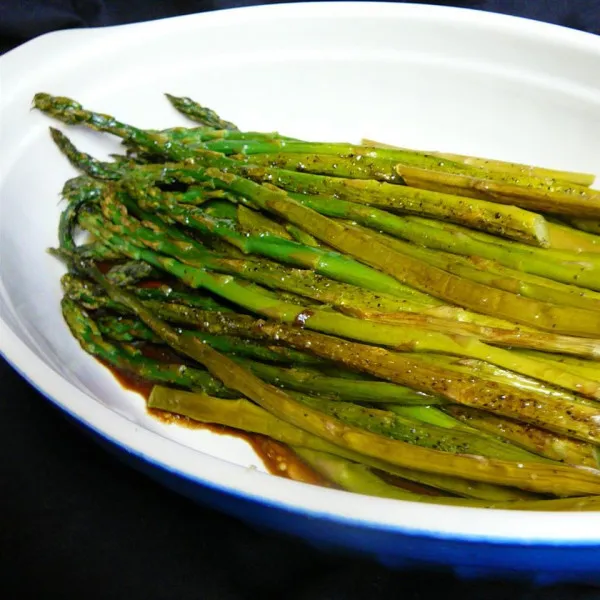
(1, 1, 599, 598)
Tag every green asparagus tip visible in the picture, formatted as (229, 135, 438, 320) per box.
(34, 93, 80, 112)
(49, 126, 71, 149)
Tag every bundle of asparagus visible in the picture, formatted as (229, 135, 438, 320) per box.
(35, 92, 600, 510)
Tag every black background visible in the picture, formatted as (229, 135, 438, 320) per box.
(1, 2, 600, 598)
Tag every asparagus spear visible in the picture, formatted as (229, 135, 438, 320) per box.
(77, 263, 600, 496)
(413, 354, 600, 409)
(79, 207, 600, 398)
(232, 358, 442, 405)
(236, 203, 294, 240)
(293, 394, 540, 462)
(444, 405, 600, 469)
(95, 316, 330, 368)
(422, 225, 600, 292)
(101, 189, 600, 349)
(164, 94, 239, 130)
(516, 350, 600, 372)
(294, 448, 600, 511)
(244, 151, 406, 183)
(50, 128, 124, 180)
(148, 385, 533, 501)
(392, 162, 600, 218)
(58, 176, 104, 250)
(160, 127, 296, 145)
(120, 163, 600, 334)
(138, 186, 597, 332)
(75, 248, 600, 440)
(361, 138, 596, 187)
(201, 135, 590, 193)
(36, 93, 600, 222)
(237, 204, 321, 247)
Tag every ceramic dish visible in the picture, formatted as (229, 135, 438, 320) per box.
(1, 2, 599, 585)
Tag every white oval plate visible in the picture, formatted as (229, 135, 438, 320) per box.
(1, 1, 600, 570)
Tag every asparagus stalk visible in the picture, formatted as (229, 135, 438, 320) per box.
(294, 448, 600, 511)
(79, 207, 600, 399)
(203, 135, 593, 195)
(50, 128, 124, 180)
(392, 162, 600, 218)
(412, 354, 600, 409)
(95, 316, 328, 368)
(232, 358, 442, 405)
(148, 385, 533, 501)
(160, 127, 296, 145)
(36, 93, 600, 222)
(78, 264, 600, 496)
(444, 405, 600, 469)
(244, 151, 405, 183)
(58, 176, 104, 250)
(177, 188, 600, 312)
(515, 350, 600, 372)
(386, 393, 599, 469)
(361, 139, 596, 187)
(293, 394, 540, 462)
(236, 203, 294, 240)
(74, 253, 600, 442)
(420, 219, 600, 292)
(237, 204, 321, 247)
(94, 311, 596, 413)
(106, 189, 600, 347)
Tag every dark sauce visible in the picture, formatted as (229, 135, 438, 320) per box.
(109, 365, 333, 487)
